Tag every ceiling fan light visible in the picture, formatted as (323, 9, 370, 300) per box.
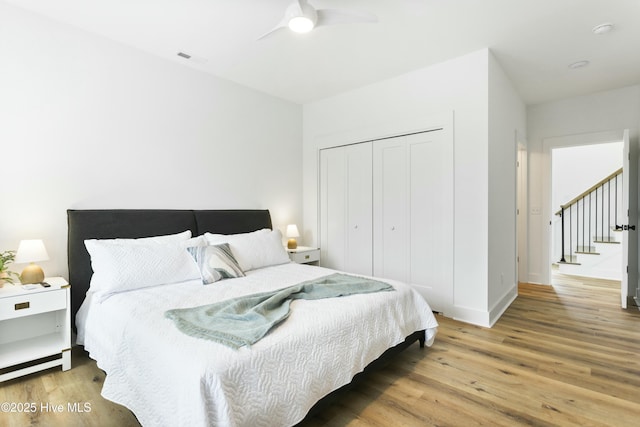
(289, 16, 315, 33)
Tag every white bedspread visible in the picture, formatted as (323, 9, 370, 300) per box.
(77, 263, 438, 427)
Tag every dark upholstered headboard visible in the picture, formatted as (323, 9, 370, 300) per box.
(67, 209, 272, 329)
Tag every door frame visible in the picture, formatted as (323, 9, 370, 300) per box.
(541, 130, 633, 294)
(516, 132, 528, 285)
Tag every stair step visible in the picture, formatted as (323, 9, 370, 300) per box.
(593, 236, 620, 244)
(558, 255, 581, 265)
(575, 246, 600, 255)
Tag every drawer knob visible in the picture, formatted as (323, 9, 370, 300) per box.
(305, 255, 310, 259)
(15, 302, 30, 310)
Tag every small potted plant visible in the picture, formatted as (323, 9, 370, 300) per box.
(0, 250, 20, 287)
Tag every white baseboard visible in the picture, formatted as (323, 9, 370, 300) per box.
(488, 285, 518, 327)
(451, 284, 518, 328)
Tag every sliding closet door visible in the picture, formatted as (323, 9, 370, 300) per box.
(406, 131, 453, 313)
(345, 143, 373, 275)
(373, 138, 408, 283)
(373, 130, 453, 314)
(320, 143, 373, 275)
(320, 147, 347, 271)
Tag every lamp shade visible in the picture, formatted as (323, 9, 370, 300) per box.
(15, 240, 49, 284)
(286, 224, 300, 238)
(286, 224, 300, 250)
(14, 239, 49, 263)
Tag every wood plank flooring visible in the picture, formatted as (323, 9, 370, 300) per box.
(2, 274, 639, 426)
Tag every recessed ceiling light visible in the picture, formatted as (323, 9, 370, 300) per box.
(592, 23, 614, 35)
(569, 60, 590, 69)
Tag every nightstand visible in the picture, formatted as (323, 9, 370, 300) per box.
(0, 277, 71, 382)
(287, 246, 320, 265)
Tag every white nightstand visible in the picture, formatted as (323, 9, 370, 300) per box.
(0, 277, 71, 382)
(287, 246, 320, 265)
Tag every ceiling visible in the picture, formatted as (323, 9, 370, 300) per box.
(6, 0, 640, 105)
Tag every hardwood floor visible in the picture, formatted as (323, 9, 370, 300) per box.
(2, 274, 639, 426)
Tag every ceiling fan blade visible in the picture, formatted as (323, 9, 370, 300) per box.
(293, 0, 306, 15)
(257, 17, 288, 40)
(316, 8, 378, 27)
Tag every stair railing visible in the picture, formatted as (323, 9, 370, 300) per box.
(555, 168, 623, 264)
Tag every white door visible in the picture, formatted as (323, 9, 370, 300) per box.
(373, 137, 408, 282)
(406, 131, 454, 313)
(373, 130, 454, 314)
(621, 129, 630, 308)
(346, 143, 373, 275)
(319, 147, 346, 271)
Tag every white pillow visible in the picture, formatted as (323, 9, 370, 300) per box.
(204, 228, 291, 272)
(85, 238, 200, 301)
(86, 230, 192, 246)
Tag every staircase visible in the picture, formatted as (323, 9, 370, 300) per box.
(554, 168, 623, 280)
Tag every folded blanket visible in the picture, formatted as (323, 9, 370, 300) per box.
(164, 273, 394, 349)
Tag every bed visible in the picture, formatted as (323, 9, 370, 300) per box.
(68, 209, 438, 426)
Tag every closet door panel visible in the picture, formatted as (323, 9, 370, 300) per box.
(406, 131, 453, 312)
(373, 138, 408, 282)
(346, 143, 373, 275)
(319, 147, 346, 271)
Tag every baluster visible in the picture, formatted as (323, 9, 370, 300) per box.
(560, 207, 566, 262)
(582, 196, 585, 252)
(601, 183, 605, 242)
(589, 191, 595, 251)
(576, 200, 579, 255)
(614, 175, 618, 228)
(608, 180, 611, 242)
(570, 204, 573, 262)
(595, 186, 598, 243)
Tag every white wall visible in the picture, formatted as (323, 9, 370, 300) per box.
(0, 3, 303, 279)
(527, 85, 640, 298)
(552, 142, 623, 211)
(303, 49, 524, 326)
(487, 53, 527, 322)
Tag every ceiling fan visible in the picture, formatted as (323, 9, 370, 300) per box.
(258, 0, 377, 40)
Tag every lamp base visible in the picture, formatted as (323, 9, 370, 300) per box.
(20, 264, 45, 284)
(287, 238, 298, 250)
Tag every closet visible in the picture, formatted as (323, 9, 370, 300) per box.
(319, 129, 453, 314)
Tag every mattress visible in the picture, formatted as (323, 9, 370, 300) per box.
(76, 262, 438, 427)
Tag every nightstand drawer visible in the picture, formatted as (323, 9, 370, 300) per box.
(289, 250, 320, 264)
(0, 290, 66, 321)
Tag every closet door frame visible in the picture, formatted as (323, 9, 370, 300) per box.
(317, 113, 454, 314)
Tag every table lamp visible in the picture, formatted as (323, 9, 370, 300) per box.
(14, 239, 49, 284)
(286, 224, 300, 249)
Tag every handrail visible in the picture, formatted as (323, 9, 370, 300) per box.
(556, 167, 623, 264)
(555, 167, 622, 216)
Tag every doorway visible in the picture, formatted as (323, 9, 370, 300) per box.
(551, 141, 623, 280)
(542, 129, 637, 308)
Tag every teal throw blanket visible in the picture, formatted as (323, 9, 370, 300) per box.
(165, 273, 394, 349)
